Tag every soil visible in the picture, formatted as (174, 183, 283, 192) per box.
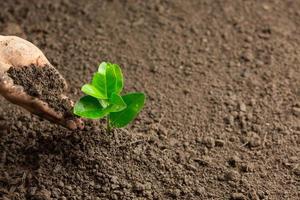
(7, 65, 71, 114)
(0, 0, 299, 200)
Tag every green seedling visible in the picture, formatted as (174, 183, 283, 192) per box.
(73, 62, 146, 132)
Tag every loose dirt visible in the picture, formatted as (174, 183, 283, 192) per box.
(7, 65, 71, 114)
(0, 0, 299, 200)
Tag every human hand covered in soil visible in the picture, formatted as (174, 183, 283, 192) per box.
(0, 35, 83, 130)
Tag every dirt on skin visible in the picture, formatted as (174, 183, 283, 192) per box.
(7, 65, 73, 116)
(0, 0, 300, 200)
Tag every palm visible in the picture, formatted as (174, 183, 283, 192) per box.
(0, 35, 83, 130)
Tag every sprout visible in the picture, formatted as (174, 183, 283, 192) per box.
(74, 62, 145, 132)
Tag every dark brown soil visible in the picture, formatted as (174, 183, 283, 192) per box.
(7, 65, 71, 114)
(0, 0, 299, 200)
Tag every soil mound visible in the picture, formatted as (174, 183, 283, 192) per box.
(0, 0, 299, 199)
(7, 65, 72, 114)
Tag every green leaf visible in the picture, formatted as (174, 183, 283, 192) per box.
(98, 62, 107, 74)
(92, 73, 107, 99)
(99, 99, 109, 108)
(112, 64, 123, 94)
(106, 64, 117, 97)
(73, 96, 109, 119)
(108, 93, 127, 112)
(110, 92, 146, 128)
(95, 62, 124, 98)
(81, 84, 104, 99)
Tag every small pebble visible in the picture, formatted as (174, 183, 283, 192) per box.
(28, 187, 37, 196)
(194, 156, 211, 166)
(224, 170, 240, 182)
(215, 139, 225, 147)
(241, 51, 254, 62)
(241, 162, 255, 172)
(247, 132, 261, 147)
(34, 189, 51, 200)
(58, 181, 64, 188)
(201, 137, 215, 148)
(228, 156, 241, 167)
(239, 102, 247, 112)
(231, 193, 246, 200)
(242, 132, 261, 148)
(134, 182, 145, 192)
(225, 115, 235, 126)
(292, 107, 300, 117)
(293, 164, 300, 176)
(244, 35, 253, 43)
(52, 188, 61, 198)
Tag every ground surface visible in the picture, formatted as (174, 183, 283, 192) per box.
(0, 0, 300, 199)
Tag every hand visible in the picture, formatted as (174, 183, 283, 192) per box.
(0, 35, 84, 130)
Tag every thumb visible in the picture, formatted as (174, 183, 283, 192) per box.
(0, 61, 11, 75)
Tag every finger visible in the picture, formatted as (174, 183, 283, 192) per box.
(1, 84, 83, 130)
(0, 61, 11, 74)
(2, 85, 63, 120)
(0, 73, 14, 92)
(0, 36, 50, 68)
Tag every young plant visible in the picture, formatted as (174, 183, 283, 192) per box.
(73, 62, 146, 132)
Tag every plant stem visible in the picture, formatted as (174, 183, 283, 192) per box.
(106, 115, 111, 133)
